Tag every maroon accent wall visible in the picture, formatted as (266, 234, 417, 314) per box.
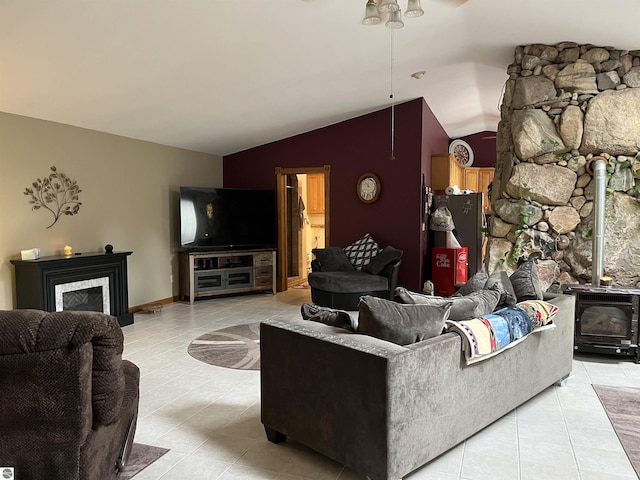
(458, 131, 497, 167)
(224, 98, 449, 291)
(420, 100, 452, 287)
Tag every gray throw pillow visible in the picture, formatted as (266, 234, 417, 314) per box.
(362, 246, 403, 275)
(394, 287, 500, 321)
(312, 247, 355, 272)
(357, 295, 451, 346)
(510, 259, 544, 302)
(484, 271, 517, 307)
(454, 268, 489, 297)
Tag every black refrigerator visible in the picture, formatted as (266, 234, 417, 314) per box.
(431, 193, 485, 278)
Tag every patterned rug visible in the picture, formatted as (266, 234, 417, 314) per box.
(118, 443, 170, 479)
(188, 323, 260, 370)
(593, 384, 640, 478)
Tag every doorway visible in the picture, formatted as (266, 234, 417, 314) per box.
(275, 166, 330, 292)
(285, 174, 304, 286)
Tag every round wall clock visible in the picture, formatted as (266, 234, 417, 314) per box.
(356, 173, 381, 204)
(449, 139, 474, 167)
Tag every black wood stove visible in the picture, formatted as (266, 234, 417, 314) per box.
(564, 284, 640, 363)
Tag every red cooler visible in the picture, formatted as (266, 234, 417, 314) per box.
(431, 247, 468, 296)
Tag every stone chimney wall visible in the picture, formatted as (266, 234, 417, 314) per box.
(488, 42, 640, 289)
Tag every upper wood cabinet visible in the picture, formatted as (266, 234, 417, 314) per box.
(464, 168, 480, 194)
(306, 174, 325, 214)
(431, 154, 464, 194)
(465, 167, 494, 214)
(478, 168, 494, 214)
(431, 154, 494, 213)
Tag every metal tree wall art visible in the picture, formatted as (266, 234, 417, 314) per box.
(24, 166, 82, 228)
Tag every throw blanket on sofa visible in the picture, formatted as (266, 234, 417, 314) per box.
(445, 300, 558, 365)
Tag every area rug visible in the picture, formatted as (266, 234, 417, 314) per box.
(188, 323, 260, 370)
(593, 384, 640, 478)
(118, 443, 170, 479)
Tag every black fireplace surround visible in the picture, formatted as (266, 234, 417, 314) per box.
(11, 251, 133, 327)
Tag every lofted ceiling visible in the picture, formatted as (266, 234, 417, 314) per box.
(1, 0, 639, 156)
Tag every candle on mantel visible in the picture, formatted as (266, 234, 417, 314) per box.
(63, 245, 73, 256)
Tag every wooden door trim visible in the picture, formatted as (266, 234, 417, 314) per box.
(275, 166, 330, 292)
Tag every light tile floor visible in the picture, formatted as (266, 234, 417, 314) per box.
(122, 289, 640, 480)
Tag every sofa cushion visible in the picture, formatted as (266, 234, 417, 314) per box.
(510, 259, 544, 302)
(308, 270, 389, 293)
(394, 287, 500, 321)
(454, 268, 489, 296)
(357, 296, 451, 346)
(343, 233, 382, 270)
(312, 247, 355, 272)
(484, 271, 517, 307)
(362, 246, 402, 275)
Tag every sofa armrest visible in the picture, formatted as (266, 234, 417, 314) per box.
(1, 310, 125, 426)
(260, 318, 407, 477)
(381, 259, 402, 295)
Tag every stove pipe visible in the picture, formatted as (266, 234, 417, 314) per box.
(592, 157, 607, 287)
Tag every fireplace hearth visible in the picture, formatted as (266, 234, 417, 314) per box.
(564, 285, 639, 363)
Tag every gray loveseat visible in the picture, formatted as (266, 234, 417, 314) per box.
(260, 294, 575, 480)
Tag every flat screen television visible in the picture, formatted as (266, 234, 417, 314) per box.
(180, 187, 277, 250)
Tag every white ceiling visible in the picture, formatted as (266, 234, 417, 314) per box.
(2, 0, 639, 156)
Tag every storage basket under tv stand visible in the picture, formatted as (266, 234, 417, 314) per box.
(179, 249, 276, 304)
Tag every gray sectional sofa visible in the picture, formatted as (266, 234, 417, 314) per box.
(260, 294, 575, 480)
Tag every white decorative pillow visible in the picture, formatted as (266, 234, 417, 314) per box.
(343, 233, 382, 270)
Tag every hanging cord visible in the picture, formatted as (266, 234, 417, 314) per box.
(390, 28, 395, 161)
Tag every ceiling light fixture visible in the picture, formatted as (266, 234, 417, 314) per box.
(362, 0, 424, 28)
(362, 1, 425, 161)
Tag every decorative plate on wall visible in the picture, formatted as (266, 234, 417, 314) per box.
(449, 139, 474, 167)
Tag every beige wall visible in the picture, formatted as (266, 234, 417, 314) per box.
(0, 112, 222, 309)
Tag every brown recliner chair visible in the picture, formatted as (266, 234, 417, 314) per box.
(0, 309, 139, 480)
